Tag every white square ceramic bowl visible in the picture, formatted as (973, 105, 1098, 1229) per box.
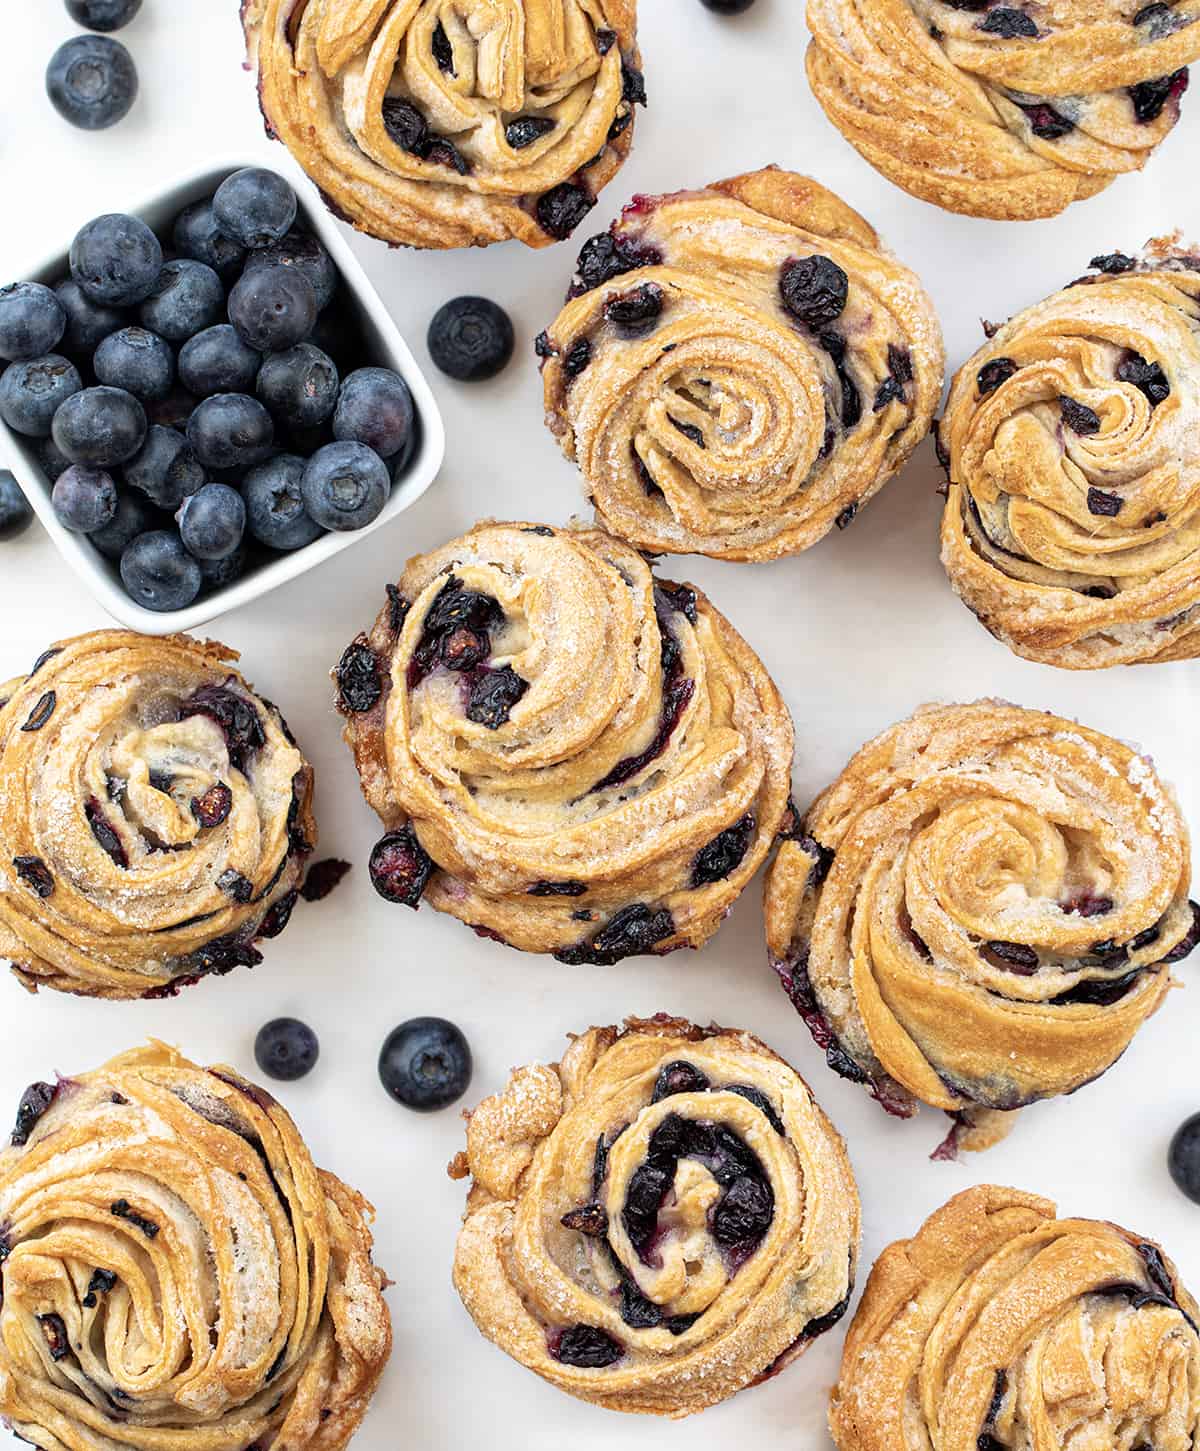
(0, 158, 445, 635)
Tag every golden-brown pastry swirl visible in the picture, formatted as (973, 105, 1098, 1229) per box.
(337, 521, 793, 962)
(0, 1043, 391, 1451)
(764, 701, 1200, 1154)
(539, 167, 944, 561)
(449, 1015, 859, 1417)
(807, 0, 1200, 220)
(940, 250, 1200, 668)
(242, 0, 643, 249)
(0, 631, 315, 1001)
(830, 1184, 1200, 1451)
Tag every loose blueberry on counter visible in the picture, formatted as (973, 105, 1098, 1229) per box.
(94, 327, 174, 402)
(245, 231, 337, 312)
(701, 0, 757, 9)
(65, 0, 143, 30)
(120, 529, 202, 612)
(254, 1017, 320, 1082)
(301, 441, 389, 531)
(379, 1017, 472, 1112)
(53, 385, 146, 466)
(178, 482, 245, 561)
(1169, 1112, 1200, 1205)
(139, 259, 225, 343)
(46, 34, 137, 130)
(123, 424, 204, 508)
(427, 296, 514, 381)
(69, 213, 161, 306)
(178, 323, 261, 397)
(0, 355, 82, 437)
(52, 464, 118, 534)
(332, 367, 414, 457)
(90, 488, 159, 558)
(212, 169, 298, 251)
(0, 283, 66, 362)
(186, 393, 274, 471)
(228, 264, 317, 353)
(244, 454, 324, 551)
(257, 344, 339, 429)
(173, 201, 247, 282)
(54, 278, 122, 355)
(0, 471, 34, 541)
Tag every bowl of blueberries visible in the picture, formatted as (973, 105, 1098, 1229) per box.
(0, 161, 444, 632)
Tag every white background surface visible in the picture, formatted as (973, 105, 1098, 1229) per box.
(1, 3, 1199, 1447)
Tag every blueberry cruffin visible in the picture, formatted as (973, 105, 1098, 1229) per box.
(336, 521, 793, 961)
(941, 247, 1200, 667)
(241, 0, 644, 250)
(0, 1043, 391, 1451)
(829, 1185, 1200, 1451)
(448, 1015, 859, 1416)
(0, 630, 315, 1000)
(806, 0, 1200, 221)
(539, 167, 944, 561)
(764, 701, 1200, 1155)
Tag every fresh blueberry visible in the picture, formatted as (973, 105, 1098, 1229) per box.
(94, 326, 174, 401)
(1169, 1112, 1200, 1205)
(65, 0, 143, 30)
(119, 529, 201, 612)
(243, 454, 322, 551)
(178, 324, 261, 396)
(427, 296, 514, 381)
(212, 169, 298, 250)
(0, 471, 34, 541)
(228, 265, 317, 353)
(378, 1017, 472, 1112)
(700, 0, 757, 10)
(186, 393, 274, 471)
(172, 201, 247, 282)
(123, 424, 204, 507)
(51, 464, 117, 533)
(53, 385, 146, 466)
(178, 482, 245, 560)
(139, 259, 224, 343)
(54, 278, 122, 356)
(257, 343, 339, 429)
(245, 231, 337, 311)
(89, 487, 160, 558)
(0, 355, 82, 437)
(301, 441, 389, 531)
(0, 283, 66, 362)
(254, 1017, 320, 1082)
(46, 35, 137, 130)
(332, 367, 414, 458)
(69, 213, 161, 307)
(198, 540, 248, 590)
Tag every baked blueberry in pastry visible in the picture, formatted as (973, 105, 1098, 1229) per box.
(449, 1014, 859, 1416)
(242, 0, 644, 249)
(0, 630, 315, 1000)
(0, 1043, 391, 1451)
(539, 166, 944, 561)
(806, 0, 1200, 220)
(337, 521, 793, 962)
(764, 701, 1200, 1154)
(941, 246, 1200, 667)
(829, 1184, 1200, 1451)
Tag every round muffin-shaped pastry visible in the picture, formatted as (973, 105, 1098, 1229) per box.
(940, 249, 1200, 668)
(336, 521, 793, 962)
(538, 167, 944, 561)
(0, 1043, 391, 1451)
(449, 1015, 860, 1417)
(241, 0, 644, 249)
(829, 1184, 1200, 1451)
(764, 701, 1200, 1155)
(806, 0, 1200, 221)
(0, 631, 315, 1000)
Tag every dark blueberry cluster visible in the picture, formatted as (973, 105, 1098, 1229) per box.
(0, 169, 419, 608)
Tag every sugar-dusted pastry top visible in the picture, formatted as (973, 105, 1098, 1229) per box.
(242, 0, 643, 249)
(539, 167, 944, 561)
(449, 1015, 859, 1417)
(764, 700, 1199, 1154)
(829, 1184, 1200, 1451)
(807, 0, 1200, 220)
(0, 1043, 391, 1451)
(0, 631, 315, 1001)
(941, 249, 1200, 668)
(337, 520, 793, 963)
